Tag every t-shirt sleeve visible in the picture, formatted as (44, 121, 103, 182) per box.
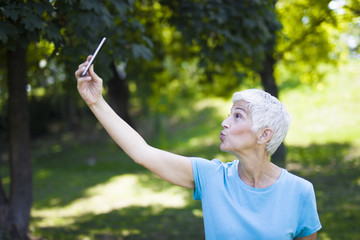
(295, 182, 322, 237)
(190, 157, 221, 200)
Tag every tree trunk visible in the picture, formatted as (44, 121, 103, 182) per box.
(259, 53, 286, 168)
(0, 46, 33, 240)
(107, 62, 133, 126)
(260, 53, 278, 98)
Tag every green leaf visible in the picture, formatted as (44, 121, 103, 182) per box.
(21, 11, 44, 31)
(44, 22, 62, 43)
(142, 35, 154, 48)
(100, 7, 114, 28)
(34, 1, 53, 16)
(3, 6, 20, 21)
(131, 19, 145, 33)
(79, 0, 100, 12)
(0, 22, 18, 44)
(109, 0, 129, 15)
(131, 44, 153, 61)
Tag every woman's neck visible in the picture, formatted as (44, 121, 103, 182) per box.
(237, 152, 281, 189)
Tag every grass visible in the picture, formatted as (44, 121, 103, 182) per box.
(282, 61, 360, 146)
(29, 131, 205, 240)
(1, 61, 359, 239)
(280, 61, 360, 239)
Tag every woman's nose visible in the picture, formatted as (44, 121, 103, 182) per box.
(222, 116, 229, 128)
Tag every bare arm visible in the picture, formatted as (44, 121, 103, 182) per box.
(295, 232, 317, 240)
(75, 57, 194, 189)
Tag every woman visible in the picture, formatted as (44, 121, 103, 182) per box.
(75, 56, 322, 240)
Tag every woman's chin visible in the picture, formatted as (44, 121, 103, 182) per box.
(219, 144, 228, 152)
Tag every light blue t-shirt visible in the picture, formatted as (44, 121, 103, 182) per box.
(190, 157, 322, 240)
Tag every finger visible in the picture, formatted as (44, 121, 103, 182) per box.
(75, 65, 88, 79)
(76, 71, 92, 84)
(78, 62, 87, 68)
(77, 75, 92, 83)
(75, 68, 82, 78)
(75, 66, 84, 77)
(78, 55, 92, 68)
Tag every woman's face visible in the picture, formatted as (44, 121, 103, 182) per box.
(220, 100, 257, 155)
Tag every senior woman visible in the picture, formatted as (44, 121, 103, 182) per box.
(75, 56, 322, 240)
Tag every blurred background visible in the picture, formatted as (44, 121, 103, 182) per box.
(0, 0, 359, 239)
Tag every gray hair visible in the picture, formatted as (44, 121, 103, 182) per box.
(232, 89, 291, 156)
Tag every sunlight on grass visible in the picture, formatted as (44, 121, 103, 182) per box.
(283, 61, 360, 146)
(32, 173, 190, 228)
(318, 232, 332, 240)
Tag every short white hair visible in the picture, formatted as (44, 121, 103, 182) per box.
(232, 89, 291, 156)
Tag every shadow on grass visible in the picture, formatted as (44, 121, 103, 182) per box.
(32, 205, 204, 240)
(28, 105, 222, 240)
(287, 142, 360, 240)
(30, 104, 226, 210)
(31, 136, 149, 209)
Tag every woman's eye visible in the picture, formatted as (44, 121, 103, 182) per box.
(235, 113, 242, 119)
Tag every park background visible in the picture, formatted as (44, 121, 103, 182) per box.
(0, 0, 359, 239)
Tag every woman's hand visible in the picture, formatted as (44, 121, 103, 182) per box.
(75, 55, 104, 106)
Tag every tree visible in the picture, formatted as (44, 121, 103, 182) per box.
(0, 1, 61, 239)
(0, 1, 152, 237)
(267, 0, 359, 166)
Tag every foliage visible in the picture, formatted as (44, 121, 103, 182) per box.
(162, 0, 281, 96)
(0, 0, 62, 49)
(275, 0, 359, 86)
(1, 0, 282, 133)
(52, 0, 153, 82)
(124, 0, 280, 122)
(0, 0, 154, 135)
(165, 0, 279, 69)
(0, 0, 59, 127)
(0, 0, 153, 93)
(1, 0, 357, 129)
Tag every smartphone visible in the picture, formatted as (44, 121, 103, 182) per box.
(81, 37, 107, 77)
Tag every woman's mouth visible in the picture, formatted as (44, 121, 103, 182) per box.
(220, 132, 225, 141)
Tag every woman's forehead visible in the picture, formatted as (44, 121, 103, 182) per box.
(232, 100, 249, 109)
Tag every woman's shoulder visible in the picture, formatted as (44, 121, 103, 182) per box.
(282, 169, 315, 193)
(190, 157, 238, 168)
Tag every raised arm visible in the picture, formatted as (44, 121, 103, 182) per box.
(75, 57, 194, 189)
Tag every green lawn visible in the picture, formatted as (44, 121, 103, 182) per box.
(27, 61, 360, 239)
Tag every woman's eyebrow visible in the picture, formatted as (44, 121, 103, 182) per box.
(232, 107, 246, 113)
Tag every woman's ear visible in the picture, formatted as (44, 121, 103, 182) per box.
(257, 128, 273, 144)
